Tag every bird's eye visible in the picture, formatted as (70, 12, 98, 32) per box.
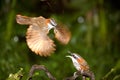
(72, 54, 77, 59)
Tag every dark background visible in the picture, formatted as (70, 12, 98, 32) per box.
(0, 0, 120, 80)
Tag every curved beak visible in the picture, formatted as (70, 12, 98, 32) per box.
(66, 51, 73, 58)
(66, 55, 71, 58)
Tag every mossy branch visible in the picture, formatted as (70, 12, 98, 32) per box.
(28, 64, 95, 80)
(28, 64, 56, 80)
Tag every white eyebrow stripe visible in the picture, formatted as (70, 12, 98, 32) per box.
(47, 23, 55, 30)
(50, 19, 57, 26)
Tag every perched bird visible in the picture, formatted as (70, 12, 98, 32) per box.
(16, 15, 71, 56)
(66, 52, 89, 73)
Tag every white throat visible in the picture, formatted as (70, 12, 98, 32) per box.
(67, 56, 81, 71)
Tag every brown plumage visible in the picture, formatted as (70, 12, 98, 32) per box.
(54, 24, 71, 44)
(26, 25, 55, 56)
(16, 14, 71, 56)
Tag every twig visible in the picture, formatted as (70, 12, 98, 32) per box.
(64, 70, 95, 80)
(28, 64, 56, 80)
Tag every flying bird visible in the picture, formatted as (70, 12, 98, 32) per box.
(16, 15, 71, 56)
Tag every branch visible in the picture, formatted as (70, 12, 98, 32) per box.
(28, 64, 95, 80)
(28, 64, 56, 80)
(64, 70, 95, 80)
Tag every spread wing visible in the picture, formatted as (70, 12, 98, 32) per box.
(54, 24, 71, 44)
(26, 25, 55, 56)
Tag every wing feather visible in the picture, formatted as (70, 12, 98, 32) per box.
(26, 25, 55, 56)
(54, 24, 71, 44)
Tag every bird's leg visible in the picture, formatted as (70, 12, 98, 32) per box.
(82, 76, 86, 80)
(73, 71, 79, 79)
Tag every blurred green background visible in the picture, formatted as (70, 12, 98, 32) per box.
(0, 0, 120, 80)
